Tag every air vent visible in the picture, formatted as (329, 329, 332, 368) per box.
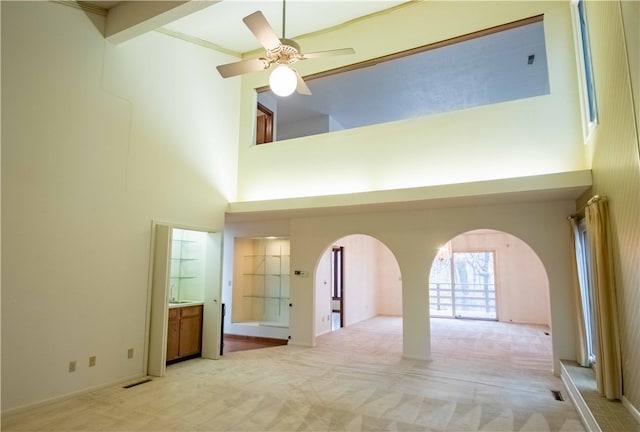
(550, 390, 564, 401)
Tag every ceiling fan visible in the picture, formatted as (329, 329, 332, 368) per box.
(216, 2, 355, 97)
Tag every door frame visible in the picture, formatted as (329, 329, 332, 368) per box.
(451, 250, 497, 320)
(331, 246, 344, 329)
(145, 221, 223, 377)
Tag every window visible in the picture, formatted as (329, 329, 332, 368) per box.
(575, 219, 597, 364)
(572, 0, 598, 140)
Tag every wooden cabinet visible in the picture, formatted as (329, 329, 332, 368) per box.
(166, 305, 203, 363)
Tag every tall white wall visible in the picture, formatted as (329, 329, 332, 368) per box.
(1, 2, 240, 412)
(236, 1, 585, 202)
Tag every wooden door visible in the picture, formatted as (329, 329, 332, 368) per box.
(166, 309, 180, 361)
(256, 103, 273, 144)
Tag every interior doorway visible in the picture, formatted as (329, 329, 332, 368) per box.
(429, 229, 550, 324)
(315, 234, 402, 337)
(428, 229, 553, 369)
(147, 224, 223, 377)
(331, 246, 344, 331)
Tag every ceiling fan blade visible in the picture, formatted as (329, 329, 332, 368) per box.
(243, 11, 281, 51)
(302, 48, 355, 59)
(216, 58, 266, 78)
(295, 71, 312, 96)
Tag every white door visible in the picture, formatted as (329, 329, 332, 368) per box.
(201, 231, 222, 359)
(147, 224, 171, 377)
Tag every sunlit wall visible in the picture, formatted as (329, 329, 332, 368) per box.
(236, 1, 584, 202)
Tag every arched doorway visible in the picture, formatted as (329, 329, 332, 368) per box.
(314, 234, 402, 337)
(429, 229, 550, 324)
(428, 229, 553, 370)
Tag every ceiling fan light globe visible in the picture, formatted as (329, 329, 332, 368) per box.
(269, 65, 297, 97)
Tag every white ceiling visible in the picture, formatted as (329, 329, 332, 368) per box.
(85, 1, 410, 54)
(162, 1, 409, 54)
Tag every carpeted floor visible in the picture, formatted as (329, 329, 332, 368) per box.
(2, 317, 584, 431)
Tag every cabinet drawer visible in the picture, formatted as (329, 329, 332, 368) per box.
(168, 308, 180, 320)
(180, 305, 202, 318)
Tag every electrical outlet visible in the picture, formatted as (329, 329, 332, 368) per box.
(89, 356, 96, 367)
(127, 348, 134, 359)
(68, 361, 76, 373)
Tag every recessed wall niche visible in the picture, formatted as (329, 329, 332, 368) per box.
(232, 237, 290, 327)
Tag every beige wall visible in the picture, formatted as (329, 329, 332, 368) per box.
(1, 2, 240, 412)
(236, 1, 585, 202)
(582, 0, 640, 412)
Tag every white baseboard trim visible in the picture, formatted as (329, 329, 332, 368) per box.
(1, 372, 146, 418)
(560, 362, 602, 432)
(622, 396, 640, 424)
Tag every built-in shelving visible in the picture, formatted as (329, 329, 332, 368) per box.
(233, 238, 290, 326)
(169, 233, 204, 303)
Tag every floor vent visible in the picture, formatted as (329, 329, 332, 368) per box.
(123, 378, 152, 389)
(551, 390, 564, 401)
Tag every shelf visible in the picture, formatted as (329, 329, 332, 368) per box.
(170, 276, 196, 280)
(235, 239, 290, 323)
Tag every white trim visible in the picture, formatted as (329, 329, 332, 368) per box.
(560, 362, 602, 432)
(0, 373, 146, 417)
(622, 396, 640, 424)
(53, 0, 108, 17)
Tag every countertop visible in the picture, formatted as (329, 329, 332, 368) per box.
(168, 301, 204, 309)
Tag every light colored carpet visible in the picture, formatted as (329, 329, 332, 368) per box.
(2, 317, 584, 431)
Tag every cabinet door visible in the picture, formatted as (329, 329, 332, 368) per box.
(166, 318, 180, 361)
(179, 314, 202, 357)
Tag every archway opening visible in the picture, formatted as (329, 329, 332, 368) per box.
(428, 229, 553, 372)
(314, 234, 402, 337)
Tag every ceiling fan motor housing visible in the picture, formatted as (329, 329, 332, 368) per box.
(266, 38, 302, 66)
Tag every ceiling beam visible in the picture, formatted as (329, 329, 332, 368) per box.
(105, 1, 219, 44)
